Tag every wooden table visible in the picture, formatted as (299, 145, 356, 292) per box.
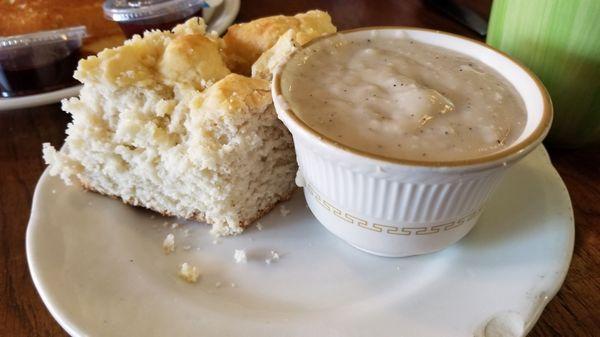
(1, 1, 598, 336)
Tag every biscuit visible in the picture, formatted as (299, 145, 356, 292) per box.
(222, 10, 336, 75)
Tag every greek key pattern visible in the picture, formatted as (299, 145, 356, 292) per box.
(305, 183, 482, 236)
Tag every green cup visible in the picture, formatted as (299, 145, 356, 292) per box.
(487, 0, 600, 148)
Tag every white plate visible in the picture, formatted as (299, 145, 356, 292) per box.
(204, 0, 240, 36)
(26, 146, 574, 337)
(0, 0, 240, 112)
(0, 85, 83, 111)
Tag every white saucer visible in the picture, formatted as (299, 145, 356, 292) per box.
(0, 0, 240, 112)
(26, 146, 574, 337)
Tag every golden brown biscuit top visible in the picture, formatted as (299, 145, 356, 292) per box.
(222, 10, 336, 75)
(194, 73, 272, 117)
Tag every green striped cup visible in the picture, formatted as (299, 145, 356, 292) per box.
(487, 0, 600, 148)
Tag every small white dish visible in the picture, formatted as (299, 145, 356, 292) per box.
(273, 28, 552, 257)
(0, 0, 239, 112)
(27, 146, 573, 337)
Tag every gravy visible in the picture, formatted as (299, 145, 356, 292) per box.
(280, 32, 527, 162)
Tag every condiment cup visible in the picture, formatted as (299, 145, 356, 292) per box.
(272, 27, 553, 257)
(0, 26, 87, 97)
(103, 0, 209, 38)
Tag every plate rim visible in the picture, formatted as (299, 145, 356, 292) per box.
(27, 169, 83, 337)
(0, 85, 82, 112)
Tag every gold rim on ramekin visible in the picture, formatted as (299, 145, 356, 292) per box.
(273, 27, 553, 168)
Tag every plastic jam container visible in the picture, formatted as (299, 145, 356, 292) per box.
(0, 26, 87, 98)
(103, 0, 210, 38)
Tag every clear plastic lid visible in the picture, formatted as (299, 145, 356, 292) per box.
(0, 26, 87, 51)
(103, 0, 211, 22)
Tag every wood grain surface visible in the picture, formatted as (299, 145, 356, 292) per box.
(0, 1, 598, 336)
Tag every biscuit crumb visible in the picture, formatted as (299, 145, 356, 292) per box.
(215, 281, 222, 288)
(178, 262, 200, 283)
(163, 233, 175, 254)
(234, 249, 247, 263)
(265, 250, 280, 264)
(171, 222, 180, 229)
(256, 222, 263, 231)
(280, 205, 291, 217)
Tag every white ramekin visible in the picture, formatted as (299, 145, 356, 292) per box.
(272, 28, 553, 257)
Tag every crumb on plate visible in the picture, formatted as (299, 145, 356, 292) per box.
(178, 262, 200, 283)
(265, 250, 280, 264)
(163, 233, 175, 254)
(234, 249, 247, 263)
(280, 205, 291, 217)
